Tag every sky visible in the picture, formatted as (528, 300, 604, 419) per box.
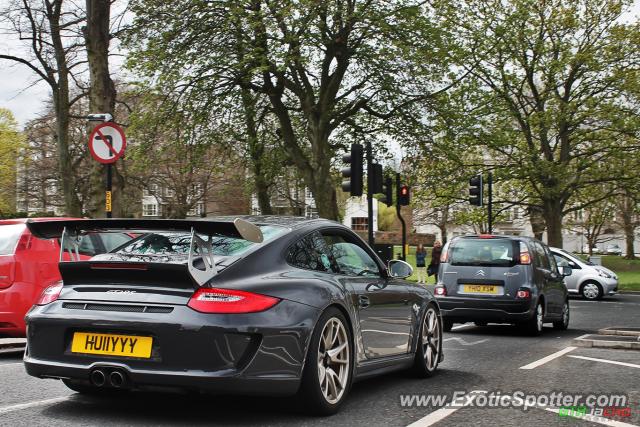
(1, 2, 639, 129)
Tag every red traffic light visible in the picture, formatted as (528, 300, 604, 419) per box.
(402, 188, 408, 195)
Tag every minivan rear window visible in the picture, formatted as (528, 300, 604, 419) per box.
(0, 224, 25, 255)
(449, 238, 519, 267)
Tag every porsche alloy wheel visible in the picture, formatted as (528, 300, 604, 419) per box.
(318, 317, 350, 404)
(298, 307, 352, 415)
(411, 304, 441, 377)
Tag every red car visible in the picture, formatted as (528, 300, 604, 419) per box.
(0, 218, 133, 338)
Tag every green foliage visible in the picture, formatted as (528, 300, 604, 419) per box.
(0, 109, 25, 212)
(28, 211, 56, 218)
(1, 212, 28, 219)
(378, 202, 397, 231)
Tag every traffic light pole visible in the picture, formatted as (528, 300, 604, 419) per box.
(396, 172, 406, 261)
(488, 172, 492, 234)
(366, 140, 374, 248)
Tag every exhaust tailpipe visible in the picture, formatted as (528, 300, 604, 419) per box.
(91, 369, 106, 386)
(110, 370, 125, 388)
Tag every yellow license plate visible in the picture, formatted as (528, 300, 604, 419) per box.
(71, 332, 153, 358)
(464, 285, 497, 294)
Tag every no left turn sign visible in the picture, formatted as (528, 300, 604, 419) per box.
(89, 123, 126, 164)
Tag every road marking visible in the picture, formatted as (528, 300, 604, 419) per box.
(538, 406, 638, 427)
(451, 324, 473, 330)
(0, 397, 68, 415)
(519, 346, 576, 370)
(443, 337, 489, 346)
(567, 355, 640, 369)
(406, 390, 487, 427)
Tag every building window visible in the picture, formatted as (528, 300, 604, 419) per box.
(143, 204, 158, 216)
(144, 184, 159, 197)
(305, 188, 313, 200)
(306, 206, 318, 218)
(351, 217, 368, 231)
(188, 203, 205, 216)
(513, 207, 519, 220)
(166, 187, 174, 198)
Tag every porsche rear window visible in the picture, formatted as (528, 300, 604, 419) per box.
(114, 225, 284, 257)
(0, 224, 25, 255)
(449, 238, 518, 267)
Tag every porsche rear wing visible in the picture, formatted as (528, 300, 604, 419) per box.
(26, 218, 264, 287)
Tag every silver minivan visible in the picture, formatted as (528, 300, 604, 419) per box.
(549, 247, 619, 300)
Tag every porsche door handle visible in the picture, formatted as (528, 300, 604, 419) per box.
(359, 295, 370, 308)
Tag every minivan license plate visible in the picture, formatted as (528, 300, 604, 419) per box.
(464, 285, 497, 294)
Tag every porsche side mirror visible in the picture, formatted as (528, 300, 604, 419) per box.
(388, 260, 413, 279)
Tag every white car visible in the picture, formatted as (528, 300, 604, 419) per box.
(550, 247, 618, 300)
(581, 244, 602, 254)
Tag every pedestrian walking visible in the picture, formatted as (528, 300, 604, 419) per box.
(415, 244, 427, 284)
(428, 241, 442, 283)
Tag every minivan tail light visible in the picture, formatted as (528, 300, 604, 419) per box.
(520, 253, 531, 264)
(188, 288, 280, 313)
(516, 289, 530, 298)
(434, 286, 447, 296)
(478, 235, 493, 238)
(440, 252, 448, 262)
(36, 281, 64, 305)
(15, 231, 33, 252)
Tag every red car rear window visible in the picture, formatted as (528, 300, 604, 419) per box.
(0, 224, 26, 255)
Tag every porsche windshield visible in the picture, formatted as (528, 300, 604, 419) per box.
(113, 225, 284, 257)
(449, 238, 518, 267)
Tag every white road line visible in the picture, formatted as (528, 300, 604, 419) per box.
(451, 324, 474, 330)
(406, 390, 487, 427)
(538, 406, 638, 427)
(0, 397, 68, 415)
(567, 355, 640, 369)
(519, 346, 576, 370)
(443, 337, 489, 346)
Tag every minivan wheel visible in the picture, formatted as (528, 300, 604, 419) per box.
(297, 307, 352, 416)
(523, 301, 544, 336)
(442, 319, 453, 332)
(581, 281, 602, 300)
(553, 300, 570, 330)
(411, 304, 442, 378)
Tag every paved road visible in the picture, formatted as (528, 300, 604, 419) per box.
(0, 294, 638, 427)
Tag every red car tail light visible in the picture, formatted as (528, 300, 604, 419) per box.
(15, 231, 33, 252)
(36, 281, 64, 305)
(0, 322, 17, 328)
(478, 235, 493, 238)
(187, 288, 280, 313)
(434, 286, 447, 296)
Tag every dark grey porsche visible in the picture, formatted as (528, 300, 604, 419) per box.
(23, 216, 443, 415)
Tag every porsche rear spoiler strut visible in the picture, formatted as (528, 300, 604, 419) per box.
(26, 218, 264, 287)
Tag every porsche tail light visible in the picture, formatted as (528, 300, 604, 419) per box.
(188, 288, 280, 313)
(434, 286, 447, 296)
(0, 322, 17, 328)
(15, 231, 33, 252)
(36, 281, 64, 305)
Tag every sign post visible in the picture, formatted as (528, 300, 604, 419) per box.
(88, 122, 126, 218)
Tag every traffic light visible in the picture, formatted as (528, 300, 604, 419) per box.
(398, 185, 411, 205)
(380, 176, 393, 207)
(372, 164, 383, 194)
(469, 175, 483, 206)
(341, 144, 363, 196)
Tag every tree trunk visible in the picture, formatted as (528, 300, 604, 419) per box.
(528, 205, 546, 241)
(438, 224, 447, 244)
(84, 0, 121, 218)
(624, 224, 636, 260)
(241, 89, 273, 215)
(542, 201, 563, 247)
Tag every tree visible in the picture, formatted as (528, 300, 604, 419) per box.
(0, 0, 87, 216)
(0, 109, 25, 212)
(565, 188, 615, 256)
(124, 0, 454, 221)
(84, 0, 124, 217)
(433, 0, 640, 246)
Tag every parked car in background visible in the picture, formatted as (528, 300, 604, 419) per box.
(549, 247, 619, 300)
(434, 235, 571, 336)
(582, 244, 602, 254)
(605, 244, 623, 256)
(0, 218, 133, 338)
